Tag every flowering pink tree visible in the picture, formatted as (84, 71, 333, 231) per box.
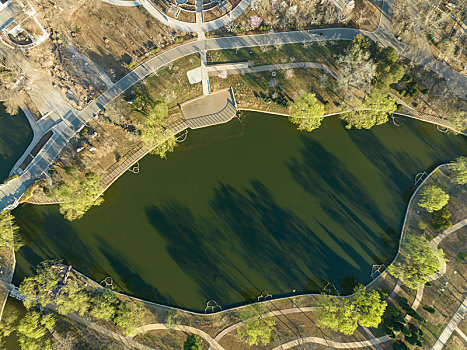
(270, 0, 281, 12)
(249, 15, 263, 30)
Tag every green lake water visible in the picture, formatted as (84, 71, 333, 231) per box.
(0, 105, 33, 181)
(13, 113, 467, 311)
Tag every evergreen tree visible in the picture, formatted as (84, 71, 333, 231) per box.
(16, 311, 55, 350)
(451, 156, 467, 185)
(114, 301, 144, 336)
(55, 280, 91, 316)
(388, 234, 444, 289)
(237, 304, 276, 346)
(89, 290, 118, 321)
(289, 93, 325, 132)
(0, 211, 22, 250)
(418, 185, 449, 212)
(53, 171, 104, 221)
(183, 334, 203, 350)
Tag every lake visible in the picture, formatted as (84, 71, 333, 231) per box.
(0, 105, 33, 182)
(12, 112, 467, 311)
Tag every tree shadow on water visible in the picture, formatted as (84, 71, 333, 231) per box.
(144, 180, 366, 308)
(94, 236, 171, 306)
(13, 205, 101, 285)
(287, 136, 392, 256)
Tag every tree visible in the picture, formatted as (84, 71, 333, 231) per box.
(337, 35, 376, 96)
(183, 334, 203, 350)
(377, 64, 405, 87)
(114, 301, 144, 336)
(89, 290, 117, 321)
(149, 133, 177, 159)
(318, 285, 387, 335)
(165, 310, 180, 332)
(318, 296, 358, 335)
(55, 280, 90, 316)
(16, 311, 55, 350)
(379, 46, 398, 65)
(388, 234, 444, 289)
(136, 99, 177, 158)
(451, 156, 467, 185)
(417, 185, 449, 212)
(289, 93, 325, 132)
(237, 304, 276, 346)
(19, 260, 62, 309)
(340, 89, 396, 129)
(0, 302, 20, 338)
(352, 285, 387, 328)
(432, 207, 452, 231)
(53, 171, 104, 221)
(0, 211, 22, 250)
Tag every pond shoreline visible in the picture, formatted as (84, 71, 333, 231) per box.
(30, 163, 452, 318)
(12, 113, 466, 311)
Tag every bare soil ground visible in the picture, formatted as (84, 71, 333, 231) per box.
(14, 0, 191, 109)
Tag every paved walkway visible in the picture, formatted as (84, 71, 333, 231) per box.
(272, 336, 390, 349)
(455, 327, 467, 343)
(206, 61, 339, 79)
(432, 297, 467, 350)
(130, 324, 225, 350)
(101, 0, 140, 6)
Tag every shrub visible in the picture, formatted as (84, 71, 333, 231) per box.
(126, 60, 137, 70)
(421, 88, 429, 94)
(425, 281, 432, 287)
(401, 327, 411, 337)
(79, 126, 89, 136)
(382, 325, 396, 339)
(398, 297, 408, 306)
(408, 323, 420, 334)
(323, 100, 329, 105)
(422, 305, 435, 314)
(384, 318, 395, 329)
(432, 207, 452, 231)
(418, 221, 428, 230)
(175, 37, 184, 43)
(406, 335, 419, 345)
(393, 322, 404, 332)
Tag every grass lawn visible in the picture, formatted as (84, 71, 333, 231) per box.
(207, 42, 349, 68)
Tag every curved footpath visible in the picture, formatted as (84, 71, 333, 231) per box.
(102, 0, 253, 33)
